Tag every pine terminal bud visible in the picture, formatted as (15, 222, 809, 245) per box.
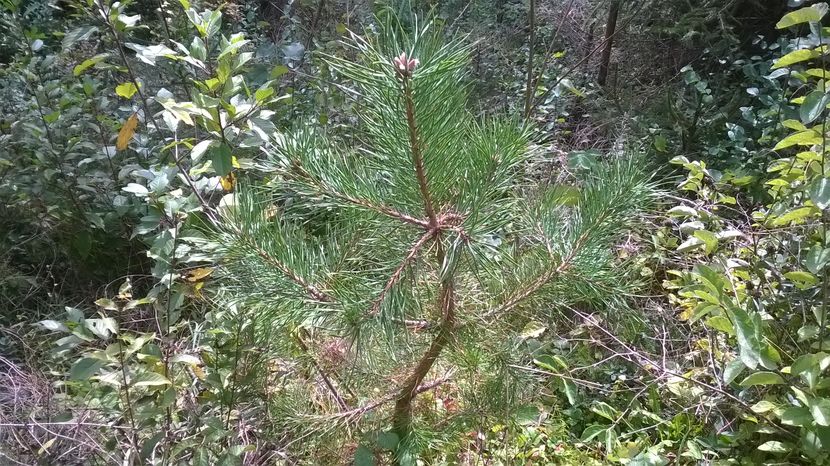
(393, 52, 419, 78)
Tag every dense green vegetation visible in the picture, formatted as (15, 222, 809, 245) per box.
(2, 0, 830, 464)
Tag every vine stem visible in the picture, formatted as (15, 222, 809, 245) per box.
(116, 337, 140, 463)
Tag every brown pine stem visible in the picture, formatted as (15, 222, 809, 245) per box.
(392, 279, 456, 437)
(403, 78, 438, 227)
(388, 63, 461, 443)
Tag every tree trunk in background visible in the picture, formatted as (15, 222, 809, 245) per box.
(523, 0, 536, 118)
(597, 0, 620, 86)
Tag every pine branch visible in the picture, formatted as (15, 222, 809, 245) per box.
(295, 329, 349, 410)
(220, 223, 351, 407)
(290, 162, 432, 229)
(485, 159, 653, 319)
(248, 237, 332, 303)
(305, 371, 455, 423)
(369, 227, 439, 316)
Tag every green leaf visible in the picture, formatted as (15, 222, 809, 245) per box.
(806, 245, 830, 274)
(653, 134, 668, 152)
(591, 401, 619, 421)
(73, 53, 109, 76)
(270, 64, 289, 78)
(515, 405, 540, 425)
(37, 320, 68, 332)
(115, 82, 139, 99)
(190, 140, 214, 162)
(581, 424, 607, 442)
(757, 440, 791, 453)
(193, 448, 210, 466)
(811, 178, 830, 210)
(801, 91, 830, 124)
(667, 206, 699, 218)
(730, 305, 763, 369)
(70, 358, 104, 380)
(750, 400, 778, 414)
(773, 130, 823, 150)
(772, 49, 822, 70)
(123, 183, 149, 196)
(95, 298, 118, 310)
(780, 406, 812, 426)
(562, 379, 578, 406)
(739, 371, 785, 387)
(693, 230, 718, 254)
(776, 4, 829, 29)
(792, 354, 819, 375)
(254, 86, 275, 103)
(210, 143, 233, 176)
(131, 372, 172, 387)
(783, 119, 809, 131)
(353, 445, 375, 466)
(84, 318, 118, 339)
(811, 398, 830, 426)
(124, 43, 177, 66)
(785, 270, 820, 289)
(771, 206, 818, 226)
(677, 236, 705, 253)
(705, 316, 734, 335)
(567, 150, 599, 171)
(723, 359, 745, 385)
(534, 354, 567, 371)
(62, 26, 98, 51)
(375, 431, 399, 450)
(140, 432, 164, 460)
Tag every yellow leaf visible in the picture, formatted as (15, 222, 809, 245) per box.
(186, 267, 213, 282)
(116, 113, 139, 151)
(220, 172, 235, 191)
(265, 204, 279, 219)
(191, 364, 206, 380)
(37, 437, 56, 456)
(115, 82, 139, 99)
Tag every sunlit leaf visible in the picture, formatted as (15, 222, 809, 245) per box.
(800, 90, 830, 124)
(772, 48, 822, 70)
(810, 178, 830, 210)
(776, 3, 829, 29)
(131, 372, 171, 387)
(773, 130, 823, 150)
(62, 26, 98, 51)
(116, 113, 139, 151)
(739, 371, 785, 387)
(115, 82, 139, 99)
